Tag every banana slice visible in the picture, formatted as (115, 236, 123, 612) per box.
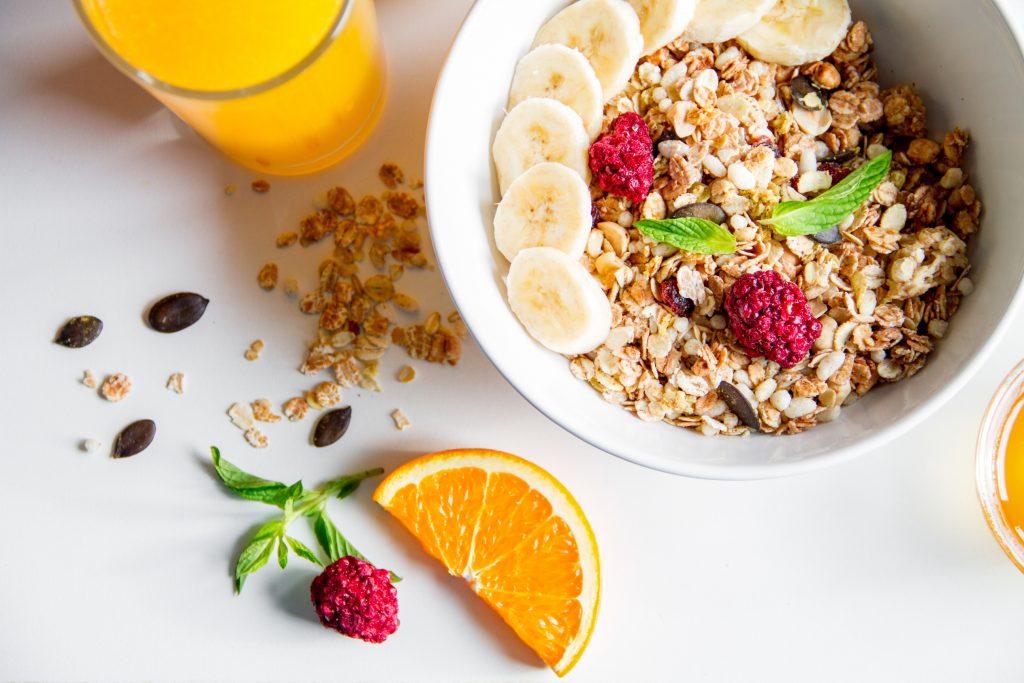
(626, 0, 697, 54)
(532, 0, 644, 101)
(685, 0, 776, 43)
(494, 162, 593, 262)
(507, 247, 612, 355)
(492, 97, 590, 196)
(509, 44, 604, 140)
(737, 0, 852, 66)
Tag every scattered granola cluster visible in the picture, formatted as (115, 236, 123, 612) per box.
(575, 21, 981, 436)
(231, 163, 464, 448)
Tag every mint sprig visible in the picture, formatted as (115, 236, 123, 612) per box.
(211, 447, 396, 593)
(761, 151, 892, 236)
(634, 217, 737, 255)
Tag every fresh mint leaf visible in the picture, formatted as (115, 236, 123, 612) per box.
(312, 510, 400, 582)
(277, 537, 289, 569)
(286, 536, 324, 567)
(235, 519, 283, 593)
(761, 151, 892, 236)
(634, 217, 737, 255)
(212, 447, 300, 507)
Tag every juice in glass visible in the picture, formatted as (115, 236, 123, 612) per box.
(977, 359, 1024, 573)
(75, 0, 386, 175)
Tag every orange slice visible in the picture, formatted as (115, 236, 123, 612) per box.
(373, 449, 599, 677)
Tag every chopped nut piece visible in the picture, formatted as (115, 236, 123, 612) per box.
(251, 399, 282, 423)
(227, 402, 256, 431)
(100, 373, 131, 402)
(224, 183, 237, 196)
(82, 369, 97, 389)
(397, 365, 416, 383)
(258, 262, 279, 291)
(251, 179, 270, 193)
(276, 232, 298, 248)
(243, 428, 269, 449)
(166, 372, 185, 395)
(282, 397, 310, 422)
(81, 438, 102, 453)
(282, 277, 300, 297)
(379, 163, 404, 189)
(244, 339, 265, 361)
(391, 409, 411, 431)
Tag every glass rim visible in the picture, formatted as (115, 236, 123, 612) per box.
(72, 0, 354, 100)
(975, 357, 1024, 574)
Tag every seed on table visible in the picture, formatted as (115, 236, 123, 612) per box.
(112, 419, 156, 458)
(313, 406, 352, 447)
(147, 292, 209, 333)
(54, 315, 103, 348)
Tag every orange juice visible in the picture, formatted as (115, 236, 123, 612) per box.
(996, 394, 1024, 541)
(77, 0, 386, 174)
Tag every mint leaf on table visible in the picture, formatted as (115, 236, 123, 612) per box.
(285, 536, 324, 568)
(634, 217, 737, 255)
(211, 447, 300, 507)
(235, 519, 284, 593)
(761, 151, 893, 236)
(212, 447, 393, 592)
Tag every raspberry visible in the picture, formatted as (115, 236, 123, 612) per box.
(724, 270, 822, 369)
(588, 112, 654, 205)
(310, 556, 399, 643)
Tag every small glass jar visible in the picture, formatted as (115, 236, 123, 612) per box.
(976, 358, 1024, 574)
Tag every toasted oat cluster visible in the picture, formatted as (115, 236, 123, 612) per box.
(575, 21, 981, 436)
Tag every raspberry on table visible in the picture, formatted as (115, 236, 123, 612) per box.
(725, 270, 822, 369)
(588, 112, 654, 205)
(310, 556, 399, 643)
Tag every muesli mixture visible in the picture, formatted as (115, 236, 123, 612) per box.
(574, 21, 981, 435)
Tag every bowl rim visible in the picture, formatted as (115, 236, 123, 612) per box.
(424, 0, 1024, 480)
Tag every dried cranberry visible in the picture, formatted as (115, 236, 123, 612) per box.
(591, 203, 601, 228)
(589, 112, 654, 205)
(656, 279, 695, 318)
(819, 162, 853, 185)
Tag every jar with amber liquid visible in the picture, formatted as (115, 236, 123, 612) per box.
(977, 359, 1024, 573)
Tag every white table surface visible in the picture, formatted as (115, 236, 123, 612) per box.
(2, 1, 1024, 681)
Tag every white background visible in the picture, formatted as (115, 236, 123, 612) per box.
(2, 1, 1023, 681)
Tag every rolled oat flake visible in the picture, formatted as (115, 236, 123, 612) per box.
(312, 407, 352, 448)
(147, 292, 209, 333)
(54, 315, 103, 348)
(112, 419, 156, 458)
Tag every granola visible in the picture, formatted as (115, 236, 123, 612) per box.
(100, 373, 131, 402)
(574, 22, 980, 436)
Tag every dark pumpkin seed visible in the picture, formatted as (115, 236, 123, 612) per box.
(313, 407, 352, 447)
(790, 75, 826, 111)
(54, 315, 103, 348)
(717, 381, 760, 431)
(672, 202, 727, 225)
(112, 419, 156, 458)
(147, 292, 209, 333)
(810, 226, 843, 245)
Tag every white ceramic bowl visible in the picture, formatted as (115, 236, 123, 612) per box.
(425, 0, 1024, 479)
